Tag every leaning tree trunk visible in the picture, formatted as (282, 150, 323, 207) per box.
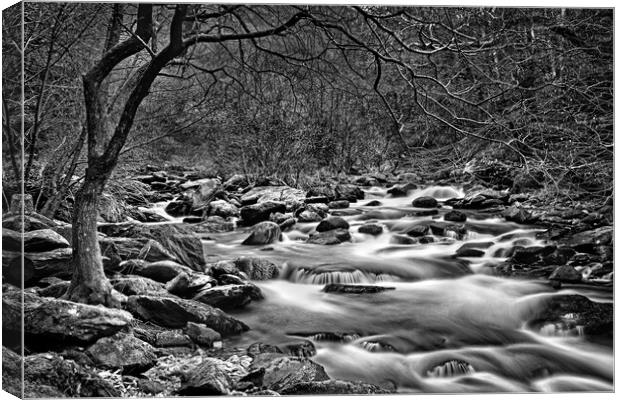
(63, 173, 122, 307)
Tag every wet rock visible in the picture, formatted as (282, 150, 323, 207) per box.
(87, 332, 156, 374)
(247, 342, 284, 357)
(305, 196, 329, 204)
(389, 234, 417, 245)
(250, 356, 330, 392)
(412, 196, 438, 208)
(279, 218, 296, 231)
(455, 247, 485, 257)
(328, 200, 350, 209)
(125, 295, 249, 334)
(235, 257, 279, 280)
(364, 200, 382, 207)
(406, 224, 430, 237)
(186, 322, 222, 347)
(549, 265, 582, 283)
(503, 206, 538, 224)
(135, 260, 193, 283)
(111, 275, 167, 296)
(165, 198, 193, 217)
(542, 246, 577, 265)
(208, 199, 239, 219)
(23, 296, 133, 347)
(444, 210, 467, 222)
(177, 358, 232, 395)
(322, 284, 395, 294)
(387, 183, 417, 197)
(24, 352, 120, 397)
(412, 209, 439, 217)
(191, 178, 221, 208)
(241, 201, 287, 226)
(307, 229, 351, 245)
(297, 210, 323, 222)
(193, 284, 263, 310)
(3, 228, 70, 252)
(281, 340, 317, 358)
(139, 210, 168, 223)
(335, 184, 364, 202)
(316, 216, 350, 232)
(242, 221, 281, 245)
(510, 246, 545, 265)
(281, 380, 392, 395)
(296, 203, 329, 222)
(358, 223, 383, 235)
(138, 379, 166, 395)
(209, 260, 243, 278)
(564, 226, 613, 253)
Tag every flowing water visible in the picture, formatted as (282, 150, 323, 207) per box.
(158, 185, 614, 393)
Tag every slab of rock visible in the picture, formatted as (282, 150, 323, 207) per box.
(138, 239, 178, 263)
(125, 295, 249, 334)
(241, 186, 305, 210)
(242, 221, 281, 245)
(207, 199, 239, 218)
(406, 224, 430, 237)
(3, 228, 70, 252)
(177, 357, 232, 395)
(250, 356, 330, 392)
(322, 284, 395, 294)
(87, 332, 156, 373)
(387, 183, 417, 197)
(186, 322, 222, 347)
(4, 248, 73, 285)
(135, 260, 193, 283)
(111, 275, 167, 296)
(316, 216, 349, 232)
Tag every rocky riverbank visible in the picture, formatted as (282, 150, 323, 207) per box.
(2, 164, 613, 396)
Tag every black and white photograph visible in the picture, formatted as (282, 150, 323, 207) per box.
(1, 0, 615, 397)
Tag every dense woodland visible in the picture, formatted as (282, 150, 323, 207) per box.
(1, 3, 615, 397)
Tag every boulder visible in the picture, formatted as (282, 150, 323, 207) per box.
(155, 330, 192, 347)
(444, 210, 467, 222)
(387, 183, 417, 197)
(549, 265, 582, 283)
(279, 218, 296, 231)
(412, 196, 438, 208)
(322, 284, 395, 294)
(100, 237, 145, 261)
(565, 226, 613, 253)
(22, 296, 133, 347)
(124, 295, 249, 334)
(358, 223, 383, 235)
(4, 248, 73, 285)
(307, 229, 351, 245)
(240, 201, 286, 225)
(165, 272, 192, 296)
(139, 224, 205, 271)
(328, 200, 350, 209)
(242, 221, 281, 245)
(389, 234, 417, 245)
(186, 322, 222, 347)
(335, 184, 364, 202)
(23, 352, 120, 397)
(138, 239, 178, 263)
(3, 228, 70, 252)
(207, 199, 239, 219)
(165, 198, 193, 217)
(241, 186, 305, 211)
(297, 210, 323, 223)
(193, 284, 263, 310)
(2, 346, 22, 397)
(281, 380, 391, 395)
(364, 200, 382, 207)
(250, 356, 330, 392)
(87, 332, 156, 373)
(306, 186, 337, 201)
(406, 225, 430, 237)
(135, 260, 193, 283)
(455, 247, 485, 257)
(111, 276, 167, 296)
(316, 216, 350, 232)
(235, 257, 279, 280)
(191, 178, 221, 208)
(177, 358, 232, 395)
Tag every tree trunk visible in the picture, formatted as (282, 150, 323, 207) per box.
(63, 172, 123, 307)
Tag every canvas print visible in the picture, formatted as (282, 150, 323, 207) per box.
(1, 1, 614, 397)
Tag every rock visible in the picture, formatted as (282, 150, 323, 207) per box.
(240, 201, 286, 225)
(2, 346, 22, 397)
(155, 330, 192, 347)
(511, 246, 548, 265)
(412, 196, 438, 208)
(542, 247, 577, 265)
(165, 198, 193, 217)
(328, 200, 350, 209)
(207, 199, 239, 219)
(364, 200, 382, 207)
(452, 189, 509, 209)
(235, 257, 279, 280)
(23, 296, 133, 347)
(307, 229, 351, 245)
(138, 239, 178, 263)
(182, 216, 203, 223)
(3, 213, 56, 232)
(247, 342, 284, 357)
(305, 196, 329, 204)
(281, 380, 391, 395)
(322, 284, 395, 294)
(316, 216, 350, 232)
(138, 210, 168, 223)
(139, 224, 206, 271)
(296, 203, 329, 222)
(23, 352, 120, 397)
(138, 379, 166, 395)
(125, 295, 249, 334)
(387, 183, 417, 197)
(87, 332, 156, 374)
(241, 186, 305, 210)
(209, 260, 243, 278)
(177, 358, 232, 395)
(565, 226, 613, 253)
(37, 281, 70, 298)
(250, 356, 330, 392)
(281, 340, 317, 358)
(335, 184, 364, 202)
(455, 247, 485, 257)
(503, 206, 538, 224)
(389, 234, 417, 245)
(186, 322, 222, 347)
(444, 210, 467, 222)
(191, 178, 221, 208)
(165, 272, 192, 296)
(4, 248, 73, 285)
(242, 221, 281, 245)
(3, 228, 70, 252)
(406, 224, 430, 237)
(549, 265, 582, 283)
(135, 260, 193, 283)
(111, 275, 167, 296)
(412, 209, 439, 217)
(297, 210, 323, 222)
(223, 174, 249, 191)
(358, 223, 383, 235)
(193, 284, 262, 310)
(306, 186, 337, 201)
(279, 218, 296, 231)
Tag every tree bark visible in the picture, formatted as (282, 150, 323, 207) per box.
(63, 170, 123, 306)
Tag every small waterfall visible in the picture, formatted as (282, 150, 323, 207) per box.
(427, 360, 476, 378)
(286, 267, 400, 284)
